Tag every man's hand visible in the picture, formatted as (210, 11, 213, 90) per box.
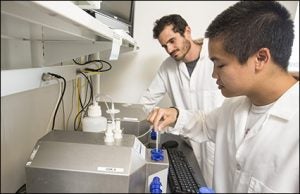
(147, 107, 178, 131)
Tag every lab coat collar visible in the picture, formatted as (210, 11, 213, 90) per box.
(232, 97, 252, 148)
(200, 38, 209, 60)
(232, 82, 299, 147)
(177, 38, 208, 79)
(193, 38, 209, 61)
(268, 81, 299, 121)
(178, 61, 190, 79)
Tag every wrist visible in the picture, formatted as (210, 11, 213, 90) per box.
(169, 106, 179, 121)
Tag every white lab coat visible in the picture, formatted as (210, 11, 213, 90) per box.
(139, 38, 225, 187)
(173, 82, 299, 192)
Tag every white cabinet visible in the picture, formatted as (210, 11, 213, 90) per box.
(1, 1, 138, 96)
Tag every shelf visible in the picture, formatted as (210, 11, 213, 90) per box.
(1, 1, 113, 41)
(1, 1, 138, 97)
(1, 65, 81, 97)
(1, 1, 138, 66)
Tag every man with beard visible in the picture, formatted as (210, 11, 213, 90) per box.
(139, 14, 224, 187)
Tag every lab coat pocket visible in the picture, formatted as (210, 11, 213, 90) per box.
(248, 176, 275, 193)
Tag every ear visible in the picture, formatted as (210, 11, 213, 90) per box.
(254, 48, 270, 71)
(184, 26, 192, 37)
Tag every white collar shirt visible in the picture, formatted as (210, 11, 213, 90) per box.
(173, 82, 299, 192)
(139, 38, 224, 114)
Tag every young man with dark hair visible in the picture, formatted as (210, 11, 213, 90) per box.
(147, 1, 299, 192)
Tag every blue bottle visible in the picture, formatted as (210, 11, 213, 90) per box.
(150, 176, 162, 194)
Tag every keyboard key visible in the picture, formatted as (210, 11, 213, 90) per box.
(166, 148, 201, 193)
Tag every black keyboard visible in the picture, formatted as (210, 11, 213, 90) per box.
(167, 148, 201, 193)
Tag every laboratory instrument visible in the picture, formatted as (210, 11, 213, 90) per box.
(25, 130, 169, 193)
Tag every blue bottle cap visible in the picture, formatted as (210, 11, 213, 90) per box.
(151, 148, 164, 161)
(150, 129, 157, 140)
(152, 176, 161, 182)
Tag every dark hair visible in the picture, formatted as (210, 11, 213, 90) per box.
(153, 14, 188, 39)
(205, 1, 294, 70)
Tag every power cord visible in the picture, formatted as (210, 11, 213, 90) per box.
(73, 59, 112, 72)
(45, 77, 62, 133)
(47, 73, 66, 130)
(74, 71, 93, 131)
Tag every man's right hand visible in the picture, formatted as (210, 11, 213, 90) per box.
(147, 107, 178, 131)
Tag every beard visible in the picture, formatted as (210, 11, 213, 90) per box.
(171, 39, 191, 61)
